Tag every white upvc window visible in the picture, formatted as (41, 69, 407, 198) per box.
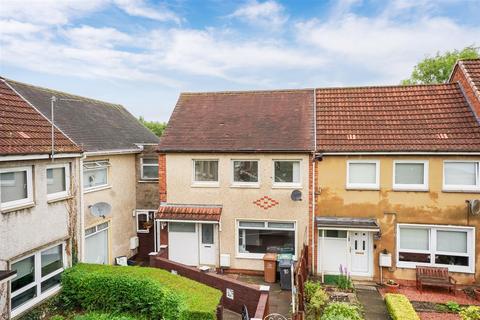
(397, 224, 475, 273)
(46, 163, 70, 200)
(237, 220, 296, 259)
(83, 160, 110, 191)
(443, 161, 480, 192)
(0, 166, 33, 211)
(273, 160, 301, 188)
(141, 158, 158, 180)
(346, 160, 379, 190)
(232, 160, 259, 187)
(10, 243, 66, 317)
(136, 210, 154, 233)
(393, 160, 429, 191)
(192, 159, 219, 186)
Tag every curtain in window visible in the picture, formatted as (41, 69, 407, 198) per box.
(445, 162, 477, 186)
(1, 171, 27, 202)
(395, 163, 424, 184)
(349, 163, 376, 184)
(437, 230, 467, 253)
(47, 168, 66, 194)
(400, 228, 429, 250)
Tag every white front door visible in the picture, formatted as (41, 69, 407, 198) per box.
(199, 224, 216, 265)
(350, 231, 370, 275)
(168, 222, 198, 266)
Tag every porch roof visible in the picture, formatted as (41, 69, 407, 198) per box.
(316, 216, 379, 231)
(156, 203, 222, 222)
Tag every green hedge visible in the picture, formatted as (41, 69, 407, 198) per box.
(385, 294, 419, 320)
(61, 263, 222, 320)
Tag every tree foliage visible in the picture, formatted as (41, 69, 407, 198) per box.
(139, 116, 167, 137)
(402, 46, 479, 85)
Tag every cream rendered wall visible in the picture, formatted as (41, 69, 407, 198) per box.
(83, 154, 137, 264)
(166, 153, 310, 271)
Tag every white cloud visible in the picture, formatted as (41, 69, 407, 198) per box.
(113, 0, 182, 24)
(63, 25, 132, 48)
(229, 0, 287, 28)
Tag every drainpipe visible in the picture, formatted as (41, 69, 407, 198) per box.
(311, 88, 317, 275)
(79, 154, 86, 262)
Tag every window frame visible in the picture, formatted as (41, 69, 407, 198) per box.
(236, 219, 297, 259)
(46, 163, 70, 201)
(10, 242, 66, 318)
(443, 160, 480, 192)
(0, 166, 34, 211)
(392, 160, 429, 191)
(396, 224, 475, 273)
(192, 159, 220, 187)
(272, 159, 302, 188)
(140, 158, 159, 181)
(136, 210, 154, 233)
(231, 159, 260, 188)
(346, 160, 380, 190)
(83, 160, 110, 192)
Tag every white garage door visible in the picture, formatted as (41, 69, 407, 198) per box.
(85, 223, 109, 264)
(168, 222, 198, 266)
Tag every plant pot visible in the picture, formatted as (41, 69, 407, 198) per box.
(475, 288, 480, 301)
(384, 282, 400, 294)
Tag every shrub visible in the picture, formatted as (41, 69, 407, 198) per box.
(384, 294, 420, 320)
(460, 306, 480, 320)
(320, 302, 362, 320)
(308, 287, 329, 317)
(61, 263, 222, 320)
(445, 301, 461, 313)
(74, 312, 142, 320)
(304, 280, 323, 303)
(50, 316, 65, 320)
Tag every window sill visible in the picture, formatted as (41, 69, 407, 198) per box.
(1, 201, 35, 214)
(442, 188, 480, 194)
(392, 187, 429, 192)
(396, 262, 474, 274)
(47, 195, 73, 204)
(230, 184, 260, 189)
(138, 179, 158, 183)
(272, 184, 302, 189)
(346, 186, 379, 191)
(84, 185, 112, 194)
(191, 183, 220, 188)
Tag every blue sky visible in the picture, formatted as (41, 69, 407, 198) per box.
(1, 0, 479, 121)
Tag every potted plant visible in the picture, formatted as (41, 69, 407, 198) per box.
(384, 279, 400, 293)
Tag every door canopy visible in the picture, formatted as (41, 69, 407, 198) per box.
(316, 216, 379, 231)
(156, 203, 222, 222)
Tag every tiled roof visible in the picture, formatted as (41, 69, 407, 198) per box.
(0, 80, 81, 155)
(156, 204, 222, 221)
(458, 59, 480, 102)
(315, 83, 480, 152)
(158, 90, 314, 152)
(5, 79, 159, 153)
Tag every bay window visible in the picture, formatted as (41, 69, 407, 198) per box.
(0, 166, 33, 211)
(346, 160, 379, 190)
(237, 220, 295, 258)
(11, 243, 65, 316)
(232, 160, 259, 186)
(273, 160, 301, 187)
(443, 161, 479, 192)
(193, 160, 219, 185)
(393, 160, 428, 191)
(46, 164, 70, 200)
(83, 160, 109, 190)
(397, 224, 474, 273)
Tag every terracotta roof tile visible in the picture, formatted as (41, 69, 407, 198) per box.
(0, 80, 81, 155)
(158, 90, 314, 152)
(315, 83, 480, 152)
(156, 204, 222, 221)
(459, 59, 480, 101)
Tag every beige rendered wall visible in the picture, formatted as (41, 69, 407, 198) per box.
(315, 155, 480, 284)
(165, 153, 311, 271)
(84, 154, 137, 264)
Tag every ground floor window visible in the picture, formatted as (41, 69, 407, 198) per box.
(397, 224, 474, 273)
(85, 222, 109, 264)
(10, 243, 66, 316)
(237, 220, 295, 258)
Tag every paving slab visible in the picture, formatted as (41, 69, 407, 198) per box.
(356, 286, 391, 320)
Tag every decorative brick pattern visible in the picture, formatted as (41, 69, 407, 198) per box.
(253, 196, 279, 210)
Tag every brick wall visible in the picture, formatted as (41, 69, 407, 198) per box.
(158, 153, 167, 202)
(149, 255, 269, 317)
(451, 63, 480, 119)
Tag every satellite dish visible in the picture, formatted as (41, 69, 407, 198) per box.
(291, 190, 302, 201)
(469, 200, 480, 215)
(89, 202, 112, 218)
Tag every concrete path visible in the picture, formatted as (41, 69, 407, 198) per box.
(355, 284, 391, 320)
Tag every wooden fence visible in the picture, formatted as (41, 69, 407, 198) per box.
(292, 244, 309, 320)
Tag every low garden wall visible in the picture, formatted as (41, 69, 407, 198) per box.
(150, 254, 269, 318)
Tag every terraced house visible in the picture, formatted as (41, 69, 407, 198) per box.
(3, 79, 159, 267)
(0, 79, 82, 319)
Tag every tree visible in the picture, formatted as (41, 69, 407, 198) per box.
(139, 116, 167, 137)
(402, 46, 479, 85)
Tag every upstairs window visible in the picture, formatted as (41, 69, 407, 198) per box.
(193, 160, 219, 185)
(393, 160, 428, 191)
(346, 160, 379, 190)
(444, 161, 479, 192)
(233, 160, 259, 186)
(46, 164, 70, 200)
(141, 158, 158, 180)
(0, 166, 33, 210)
(83, 160, 109, 190)
(273, 160, 301, 187)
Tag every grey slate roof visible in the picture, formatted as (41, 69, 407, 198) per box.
(6, 79, 159, 152)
